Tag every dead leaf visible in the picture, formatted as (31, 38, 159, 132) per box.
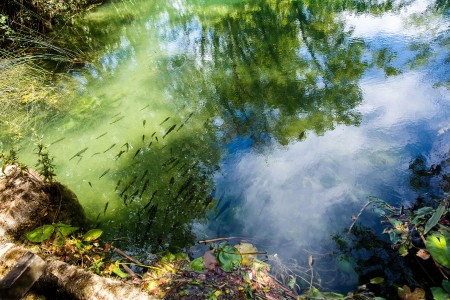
(203, 251, 218, 271)
(416, 249, 430, 260)
(398, 285, 426, 300)
(308, 255, 314, 267)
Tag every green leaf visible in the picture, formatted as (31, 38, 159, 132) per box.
(111, 261, 129, 278)
(321, 292, 345, 298)
(415, 206, 434, 217)
(425, 203, 446, 234)
(388, 218, 402, 227)
(442, 280, 450, 294)
(190, 257, 204, 271)
(56, 223, 79, 237)
(431, 287, 450, 300)
(370, 277, 385, 284)
(83, 229, 103, 241)
(426, 234, 450, 268)
(217, 244, 242, 272)
(389, 231, 399, 244)
(398, 244, 408, 256)
(26, 225, 55, 243)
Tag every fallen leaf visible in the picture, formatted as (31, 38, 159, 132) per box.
(416, 249, 430, 260)
(203, 251, 218, 271)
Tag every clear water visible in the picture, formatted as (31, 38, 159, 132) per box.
(3, 0, 449, 292)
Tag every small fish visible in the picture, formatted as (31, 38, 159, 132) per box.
(162, 156, 177, 167)
(95, 212, 101, 222)
(129, 189, 139, 203)
(115, 179, 122, 192)
(142, 134, 145, 143)
(114, 150, 125, 160)
(103, 202, 109, 214)
(169, 176, 175, 187)
(77, 157, 82, 164)
(50, 137, 65, 145)
(148, 141, 153, 147)
(69, 147, 88, 160)
(91, 152, 101, 157)
(139, 179, 150, 198)
(111, 112, 122, 118)
(96, 132, 108, 139)
(143, 120, 146, 127)
(88, 181, 93, 188)
(185, 112, 194, 123)
(176, 123, 184, 132)
(99, 168, 110, 179)
(122, 142, 130, 151)
(142, 190, 157, 211)
(133, 148, 142, 158)
(110, 116, 124, 124)
(140, 170, 148, 181)
(121, 176, 137, 197)
(161, 145, 166, 150)
(123, 194, 128, 206)
(159, 117, 170, 125)
(103, 144, 116, 153)
(151, 132, 156, 137)
(155, 136, 159, 143)
(166, 159, 181, 172)
(175, 176, 193, 199)
(163, 124, 176, 139)
(140, 104, 149, 111)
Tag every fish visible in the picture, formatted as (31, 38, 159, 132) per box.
(114, 150, 125, 160)
(163, 124, 176, 139)
(176, 123, 184, 132)
(95, 213, 101, 222)
(69, 147, 88, 160)
(139, 179, 150, 198)
(110, 116, 124, 124)
(140, 170, 148, 181)
(214, 201, 231, 220)
(96, 132, 108, 139)
(143, 120, 146, 127)
(133, 148, 142, 158)
(151, 132, 156, 137)
(142, 134, 145, 143)
(77, 157, 82, 164)
(148, 141, 153, 147)
(155, 136, 159, 143)
(185, 112, 194, 123)
(111, 112, 122, 118)
(169, 176, 175, 188)
(91, 152, 101, 157)
(142, 190, 157, 211)
(140, 104, 149, 111)
(159, 117, 170, 125)
(99, 168, 110, 179)
(175, 176, 193, 200)
(161, 145, 166, 150)
(122, 142, 130, 151)
(123, 194, 128, 206)
(50, 137, 65, 145)
(162, 156, 177, 167)
(88, 181, 93, 188)
(129, 189, 139, 203)
(103, 143, 116, 153)
(115, 179, 122, 192)
(120, 176, 137, 197)
(103, 202, 109, 214)
(166, 160, 181, 172)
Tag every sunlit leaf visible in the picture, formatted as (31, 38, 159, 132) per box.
(426, 234, 450, 268)
(425, 203, 446, 234)
(82, 229, 103, 241)
(390, 231, 399, 244)
(56, 223, 79, 237)
(235, 242, 258, 267)
(111, 261, 129, 278)
(26, 225, 55, 242)
(321, 292, 345, 298)
(190, 257, 204, 271)
(370, 277, 385, 284)
(416, 249, 430, 260)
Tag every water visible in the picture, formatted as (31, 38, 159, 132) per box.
(2, 0, 449, 293)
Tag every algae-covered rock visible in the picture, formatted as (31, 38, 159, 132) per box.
(0, 166, 86, 242)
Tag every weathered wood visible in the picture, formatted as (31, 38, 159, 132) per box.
(0, 251, 46, 300)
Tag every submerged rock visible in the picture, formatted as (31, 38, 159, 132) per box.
(0, 166, 86, 242)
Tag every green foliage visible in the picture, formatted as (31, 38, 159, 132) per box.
(216, 243, 242, 272)
(190, 257, 204, 271)
(34, 143, 56, 181)
(110, 260, 129, 278)
(26, 224, 55, 242)
(82, 228, 103, 241)
(426, 233, 450, 269)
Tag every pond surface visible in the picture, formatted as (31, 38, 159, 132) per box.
(4, 0, 450, 293)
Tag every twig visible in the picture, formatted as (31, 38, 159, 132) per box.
(121, 263, 141, 281)
(348, 200, 373, 233)
(110, 245, 143, 265)
(198, 237, 240, 244)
